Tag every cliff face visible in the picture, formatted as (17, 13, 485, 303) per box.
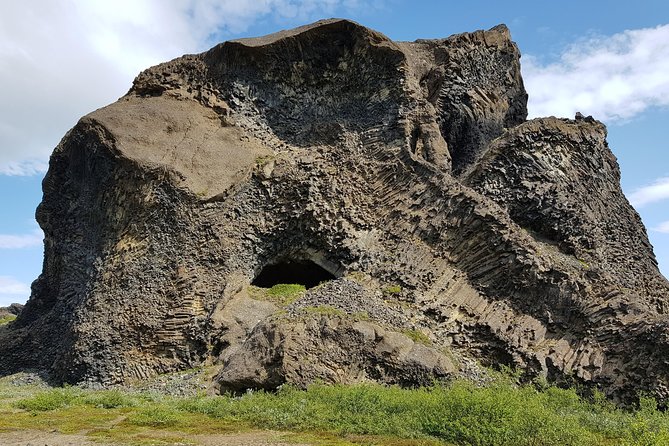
(2, 19, 668, 402)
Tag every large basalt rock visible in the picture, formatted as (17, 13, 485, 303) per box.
(1, 19, 668, 403)
(216, 314, 455, 393)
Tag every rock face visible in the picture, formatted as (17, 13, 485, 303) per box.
(2, 19, 668, 402)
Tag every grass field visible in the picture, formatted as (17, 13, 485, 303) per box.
(1, 373, 668, 445)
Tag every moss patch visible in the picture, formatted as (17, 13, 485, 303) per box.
(401, 329, 432, 346)
(248, 284, 306, 306)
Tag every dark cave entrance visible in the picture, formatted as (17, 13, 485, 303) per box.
(252, 259, 336, 289)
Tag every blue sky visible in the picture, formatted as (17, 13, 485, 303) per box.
(1, 1, 668, 306)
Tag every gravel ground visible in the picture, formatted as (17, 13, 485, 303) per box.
(4, 371, 51, 389)
(1, 368, 209, 398)
(119, 368, 210, 397)
(0, 430, 312, 446)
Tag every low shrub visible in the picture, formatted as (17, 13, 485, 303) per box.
(82, 389, 138, 409)
(15, 387, 81, 411)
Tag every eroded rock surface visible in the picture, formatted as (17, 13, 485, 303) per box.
(2, 19, 668, 403)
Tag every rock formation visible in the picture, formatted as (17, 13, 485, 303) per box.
(0, 304, 23, 317)
(2, 19, 668, 403)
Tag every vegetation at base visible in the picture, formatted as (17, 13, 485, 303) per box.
(248, 283, 306, 306)
(3, 374, 669, 445)
(401, 329, 432, 345)
(0, 314, 16, 326)
(14, 387, 81, 411)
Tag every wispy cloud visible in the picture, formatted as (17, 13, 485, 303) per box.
(628, 177, 669, 208)
(0, 0, 378, 176)
(0, 160, 49, 177)
(0, 229, 43, 249)
(655, 221, 669, 234)
(0, 276, 30, 296)
(524, 24, 669, 121)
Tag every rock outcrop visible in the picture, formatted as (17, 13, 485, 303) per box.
(2, 19, 668, 403)
(0, 304, 23, 317)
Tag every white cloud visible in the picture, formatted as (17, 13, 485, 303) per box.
(0, 229, 43, 249)
(628, 177, 669, 208)
(655, 221, 669, 234)
(524, 24, 669, 121)
(0, 276, 30, 297)
(0, 0, 375, 176)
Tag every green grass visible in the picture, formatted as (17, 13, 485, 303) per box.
(127, 405, 183, 427)
(82, 389, 141, 409)
(14, 387, 82, 411)
(248, 283, 306, 306)
(4, 376, 669, 445)
(0, 314, 16, 326)
(402, 329, 432, 345)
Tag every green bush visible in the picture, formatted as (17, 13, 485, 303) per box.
(15, 387, 81, 411)
(418, 381, 594, 445)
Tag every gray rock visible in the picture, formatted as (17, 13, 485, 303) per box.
(215, 314, 455, 393)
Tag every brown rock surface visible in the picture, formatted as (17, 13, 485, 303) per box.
(1, 19, 668, 403)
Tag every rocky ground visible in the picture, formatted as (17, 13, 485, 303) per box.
(0, 430, 311, 446)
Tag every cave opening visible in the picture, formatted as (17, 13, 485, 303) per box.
(252, 259, 336, 289)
